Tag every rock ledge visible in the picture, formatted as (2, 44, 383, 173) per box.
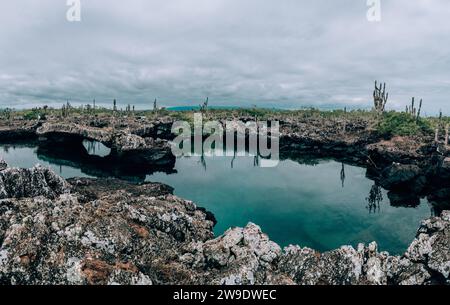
(0, 166, 448, 285)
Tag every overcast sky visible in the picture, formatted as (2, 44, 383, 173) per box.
(0, 0, 449, 114)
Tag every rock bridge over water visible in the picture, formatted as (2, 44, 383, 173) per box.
(35, 122, 175, 171)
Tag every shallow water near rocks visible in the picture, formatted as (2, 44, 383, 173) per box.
(0, 143, 432, 254)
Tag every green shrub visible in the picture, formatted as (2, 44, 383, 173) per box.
(22, 109, 46, 120)
(377, 111, 432, 137)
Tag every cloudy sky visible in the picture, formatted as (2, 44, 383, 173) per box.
(0, 0, 449, 114)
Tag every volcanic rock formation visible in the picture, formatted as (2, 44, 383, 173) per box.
(0, 165, 448, 285)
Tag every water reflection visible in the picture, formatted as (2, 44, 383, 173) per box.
(254, 155, 260, 167)
(340, 163, 346, 188)
(2, 145, 11, 153)
(0, 142, 435, 254)
(82, 140, 111, 157)
(366, 183, 383, 214)
(146, 154, 432, 254)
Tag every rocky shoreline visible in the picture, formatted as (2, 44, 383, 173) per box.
(0, 115, 449, 285)
(0, 163, 448, 285)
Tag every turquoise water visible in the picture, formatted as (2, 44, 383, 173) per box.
(1, 144, 93, 178)
(0, 143, 431, 254)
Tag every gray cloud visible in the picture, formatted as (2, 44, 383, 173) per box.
(0, 0, 449, 114)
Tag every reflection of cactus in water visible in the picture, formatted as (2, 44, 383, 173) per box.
(366, 183, 383, 214)
(200, 154, 207, 171)
(253, 155, 260, 167)
(340, 163, 346, 188)
(231, 149, 236, 169)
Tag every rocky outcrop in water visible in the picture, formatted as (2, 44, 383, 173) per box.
(35, 122, 175, 168)
(37, 122, 114, 145)
(110, 133, 175, 167)
(0, 166, 448, 285)
(0, 122, 39, 142)
(379, 163, 424, 191)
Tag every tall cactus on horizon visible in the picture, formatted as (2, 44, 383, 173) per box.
(200, 97, 209, 113)
(416, 98, 423, 122)
(405, 97, 423, 122)
(373, 81, 388, 114)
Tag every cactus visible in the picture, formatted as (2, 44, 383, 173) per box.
(61, 102, 71, 118)
(200, 97, 209, 112)
(405, 97, 423, 122)
(416, 99, 422, 122)
(342, 107, 347, 133)
(406, 97, 416, 116)
(433, 110, 443, 144)
(61, 100, 72, 118)
(445, 124, 449, 147)
(373, 81, 388, 114)
(3, 108, 12, 123)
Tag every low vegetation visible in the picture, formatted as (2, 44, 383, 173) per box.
(376, 111, 432, 137)
(0, 80, 447, 143)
